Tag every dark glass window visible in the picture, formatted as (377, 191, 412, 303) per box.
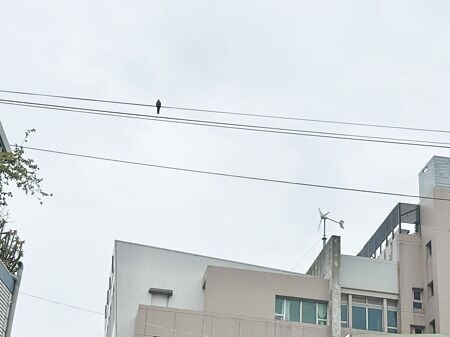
(302, 300, 317, 324)
(352, 306, 366, 330)
(288, 299, 300, 322)
(368, 308, 382, 331)
(413, 289, 421, 300)
(341, 304, 348, 327)
(388, 310, 398, 332)
(412, 326, 424, 334)
(275, 297, 283, 316)
(413, 288, 423, 310)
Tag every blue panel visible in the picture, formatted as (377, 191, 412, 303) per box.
(0, 262, 15, 292)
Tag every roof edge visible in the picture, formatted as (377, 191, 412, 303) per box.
(114, 239, 302, 276)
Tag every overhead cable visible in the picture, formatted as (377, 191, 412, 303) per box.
(1, 88, 450, 135)
(19, 145, 450, 202)
(3, 99, 450, 149)
(290, 239, 322, 271)
(20, 292, 103, 315)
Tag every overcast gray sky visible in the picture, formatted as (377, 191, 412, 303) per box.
(1, 1, 450, 336)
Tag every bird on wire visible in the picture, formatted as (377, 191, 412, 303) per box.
(156, 99, 161, 114)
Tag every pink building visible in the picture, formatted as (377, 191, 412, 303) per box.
(105, 156, 450, 337)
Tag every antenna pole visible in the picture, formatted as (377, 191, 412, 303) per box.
(322, 218, 327, 248)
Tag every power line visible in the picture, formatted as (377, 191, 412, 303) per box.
(19, 145, 450, 202)
(0, 89, 154, 108)
(20, 292, 103, 316)
(290, 239, 322, 271)
(2, 88, 450, 135)
(3, 99, 450, 149)
(20, 290, 334, 337)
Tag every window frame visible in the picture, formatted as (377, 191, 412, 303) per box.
(275, 297, 284, 320)
(317, 302, 327, 325)
(351, 297, 384, 332)
(274, 296, 328, 325)
(413, 288, 423, 311)
(411, 325, 425, 334)
(341, 298, 348, 328)
(387, 308, 398, 333)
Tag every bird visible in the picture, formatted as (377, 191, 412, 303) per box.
(156, 99, 161, 114)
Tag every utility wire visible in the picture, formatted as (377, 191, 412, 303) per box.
(3, 99, 450, 149)
(18, 145, 450, 202)
(290, 239, 322, 271)
(20, 292, 103, 315)
(1, 88, 450, 135)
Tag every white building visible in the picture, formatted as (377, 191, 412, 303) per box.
(105, 156, 450, 337)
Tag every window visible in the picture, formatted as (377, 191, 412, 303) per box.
(351, 297, 383, 332)
(387, 310, 398, 333)
(413, 288, 423, 310)
(149, 288, 172, 308)
(368, 308, 382, 331)
(387, 300, 398, 334)
(341, 305, 348, 327)
(274, 296, 327, 325)
(275, 297, 284, 320)
(426, 241, 432, 256)
(302, 300, 317, 324)
(341, 294, 348, 327)
(288, 299, 301, 322)
(352, 306, 366, 330)
(411, 326, 424, 334)
(428, 281, 434, 297)
(317, 302, 327, 325)
(275, 297, 300, 321)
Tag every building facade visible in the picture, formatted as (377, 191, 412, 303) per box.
(105, 156, 450, 337)
(0, 121, 24, 337)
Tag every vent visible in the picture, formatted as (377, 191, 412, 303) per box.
(419, 156, 450, 197)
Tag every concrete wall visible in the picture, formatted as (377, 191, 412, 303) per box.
(135, 305, 330, 337)
(420, 187, 450, 333)
(113, 241, 301, 337)
(203, 266, 329, 320)
(307, 236, 341, 337)
(390, 233, 426, 333)
(340, 255, 398, 294)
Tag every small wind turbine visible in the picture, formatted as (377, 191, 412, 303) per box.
(318, 208, 345, 248)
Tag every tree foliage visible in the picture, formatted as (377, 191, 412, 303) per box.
(0, 129, 51, 207)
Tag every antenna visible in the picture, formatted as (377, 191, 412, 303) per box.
(317, 208, 344, 248)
